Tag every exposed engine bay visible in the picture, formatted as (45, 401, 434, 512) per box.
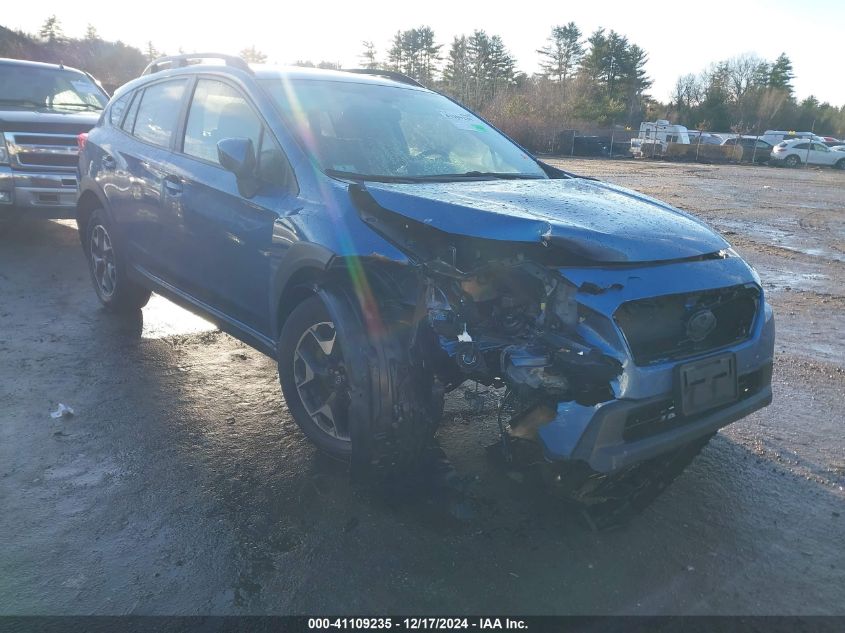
(351, 181, 771, 471)
(417, 259, 622, 407)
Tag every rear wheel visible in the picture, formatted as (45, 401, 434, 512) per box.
(784, 154, 800, 167)
(278, 291, 441, 474)
(835, 158, 845, 170)
(85, 209, 151, 311)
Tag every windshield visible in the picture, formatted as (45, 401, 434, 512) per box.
(0, 65, 107, 112)
(259, 78, 546, 181)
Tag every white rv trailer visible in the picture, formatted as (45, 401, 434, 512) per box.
(631, 120, 691, 157)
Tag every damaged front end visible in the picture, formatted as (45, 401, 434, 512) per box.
(350, 182, 775, 476)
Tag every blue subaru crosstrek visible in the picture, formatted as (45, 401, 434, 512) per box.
(77, 54, 774, 519)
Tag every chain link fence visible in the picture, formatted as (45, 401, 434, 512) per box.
(537, 128, 845, 169)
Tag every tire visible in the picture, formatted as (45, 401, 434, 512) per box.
(835, 158, 845, 170)
(278, 291, 441, 475)
(84, 209, 151, 311)
(784, 154, 800, 167)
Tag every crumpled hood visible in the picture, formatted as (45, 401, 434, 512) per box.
(360, 178, 729, 263)
(0, 109, 100, 134)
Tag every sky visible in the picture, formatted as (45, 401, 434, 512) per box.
(6, 0, 844, 105)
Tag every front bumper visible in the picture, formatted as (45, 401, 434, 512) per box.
(0, 166, 78, 219)
(534, 257, 776, 474)
(539, 362, 772, 473)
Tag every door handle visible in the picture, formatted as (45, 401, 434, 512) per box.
(163, 177, 183, 196)
(101, 154, 116, 170)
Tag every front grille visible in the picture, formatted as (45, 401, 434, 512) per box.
(12, 134, 77, 146)
(7, 132, 80, 171)
(614, 284, 760, 366)
(16, 152, 78, 168)
(622, 366, 768, 442)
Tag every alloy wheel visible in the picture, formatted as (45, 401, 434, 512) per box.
(90, 224, 117, 298)
(293, 321, 351, 442)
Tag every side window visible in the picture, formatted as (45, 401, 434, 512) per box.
(183, 79, 261, 164)
(109, 92, 132, 126)
(257, 128, 296, 190)
(794, 143, 810, 150)
(812, 143, 829, 152)
(132, 79, 188, 148)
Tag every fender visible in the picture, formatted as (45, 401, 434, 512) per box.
(75, 183, 111, 241)
(269, 239, 337, 340)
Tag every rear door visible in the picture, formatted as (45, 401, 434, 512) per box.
(166, 77, 299, 336)
(113, 77, 190, 279)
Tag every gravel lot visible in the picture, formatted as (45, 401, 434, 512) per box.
(1, 158, 843, 615)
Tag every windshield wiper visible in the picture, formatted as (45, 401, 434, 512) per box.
(443, 171, 545, 180)
(325, 169, 421, 183)
(49, 102, 104, 111)
(325, 169, 544, 183)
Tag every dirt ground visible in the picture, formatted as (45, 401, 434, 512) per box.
(1, 158, 843, 615)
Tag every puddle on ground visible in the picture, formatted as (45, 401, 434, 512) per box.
(717, 219, 845, 263)
(762, 270, 831, 293)
(141, 294, 216, 339)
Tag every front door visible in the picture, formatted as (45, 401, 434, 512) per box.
(810, 142, 836, 166)
(166, 77, 299, 337)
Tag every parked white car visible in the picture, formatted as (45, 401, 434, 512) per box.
(770, 139, 845, 169)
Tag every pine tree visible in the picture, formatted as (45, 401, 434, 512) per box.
(488, 35, 516, 85)
(240, 46, 267, 63)
(360, 41, 378, 69)
(386, 27, 441, 83)
(537, 22, 583, 83)
(145, 41, 159, 62)
(442, 36, 470, 103)
(85, 24, 100, 41)
(768, 53, 794, 96)
(39, 15, 63, 43)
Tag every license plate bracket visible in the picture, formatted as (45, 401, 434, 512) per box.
(675, 353, 738, 417)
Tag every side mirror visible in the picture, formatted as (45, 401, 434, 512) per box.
(217, 137, 259, 197)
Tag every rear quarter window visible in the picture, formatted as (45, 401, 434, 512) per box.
(132, 79, 188, 148)
(109, 92, 132, 126)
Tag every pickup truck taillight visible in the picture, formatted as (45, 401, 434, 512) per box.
(77, 132, 89, 151)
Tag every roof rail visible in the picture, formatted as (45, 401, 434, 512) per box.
(343, 68, 424, 88)
(142, 53, 251, 76)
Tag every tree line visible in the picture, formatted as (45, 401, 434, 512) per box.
(2, 16, 843, 148)
(671, 53, 842, 137)
(357, 24, 843, 145)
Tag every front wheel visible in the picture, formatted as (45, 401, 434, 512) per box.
(85, 209, 151, 311)
(278, 291, 441, 474)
